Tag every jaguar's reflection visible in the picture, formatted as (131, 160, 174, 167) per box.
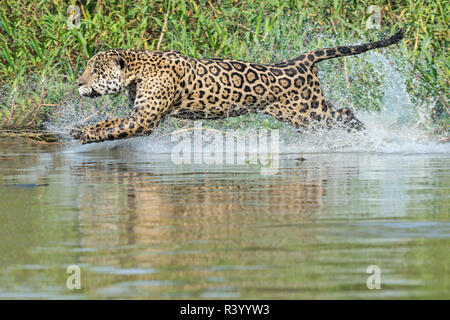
(70, 159, 328, 251)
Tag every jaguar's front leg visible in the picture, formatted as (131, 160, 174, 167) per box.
(126, 82, 137, 109)
(70, 112, 162, 144)
(71, 82, 175, 144)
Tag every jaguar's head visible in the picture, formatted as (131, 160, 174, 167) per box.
(77, 51, 127, 98)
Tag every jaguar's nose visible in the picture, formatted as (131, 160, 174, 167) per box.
(77, 77, 86, 87)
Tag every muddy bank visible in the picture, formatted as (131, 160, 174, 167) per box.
(0, 129, 61, 143)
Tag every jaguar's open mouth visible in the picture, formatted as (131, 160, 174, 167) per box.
(87, 89, 101, 98)
(79, 88, 101, 98)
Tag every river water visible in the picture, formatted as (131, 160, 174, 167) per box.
(0, 129, 449, 299)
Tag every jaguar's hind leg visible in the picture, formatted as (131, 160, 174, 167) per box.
(264, 101, 364, 132)
(263, 103, 309, 131)
(322, 102, 365, 132)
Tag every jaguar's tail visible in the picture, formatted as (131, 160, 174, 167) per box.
(300, 30, 404, 65)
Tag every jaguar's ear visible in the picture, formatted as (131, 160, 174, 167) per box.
(114, 57, 126, 69)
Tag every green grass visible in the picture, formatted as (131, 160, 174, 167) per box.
(0, 0, 448, 135)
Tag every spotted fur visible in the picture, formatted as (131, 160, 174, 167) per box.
(71, 30, 403, 144)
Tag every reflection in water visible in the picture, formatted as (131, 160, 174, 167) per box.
(0, 138, 449, 299)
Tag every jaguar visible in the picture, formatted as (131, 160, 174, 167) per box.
(71, 30, 403, 144)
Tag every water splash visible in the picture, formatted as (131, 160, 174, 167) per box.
(280, 52, 448, 154)
(375, 53, 415, 125)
